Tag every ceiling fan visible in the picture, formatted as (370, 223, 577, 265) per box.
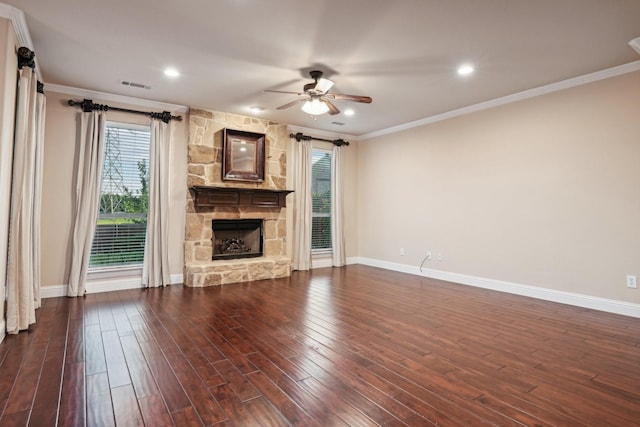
(265, 70, 372, 115)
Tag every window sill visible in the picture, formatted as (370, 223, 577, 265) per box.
(88, 264, 143, 280)
(312, 249, 333, 257)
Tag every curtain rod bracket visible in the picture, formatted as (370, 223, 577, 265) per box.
(289, 132, 349, 147)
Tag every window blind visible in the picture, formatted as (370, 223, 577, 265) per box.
(89, 123, 151, 267)
(311, 149, 332, 251)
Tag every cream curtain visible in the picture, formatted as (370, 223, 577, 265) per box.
(67, 111, 106, 297)
(143, 119, 171, 287)
(6, 67, 46, 334)
(331, 145, 346, 267)
(292, 140, 312, 270)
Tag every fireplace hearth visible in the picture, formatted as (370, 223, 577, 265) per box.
(212, 219, 263, 260)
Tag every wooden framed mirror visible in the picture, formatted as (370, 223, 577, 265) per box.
(222, 128, 265, 182)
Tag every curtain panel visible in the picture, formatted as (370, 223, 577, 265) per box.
(143, 119, 171, 287)
(292, 140, 312, 270)
(331, 145, 346, 267)
(6, 67, 46, 334)
(67, 111, 106, 297)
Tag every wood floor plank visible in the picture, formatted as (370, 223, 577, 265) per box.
(111, 384, 145, 426)
(156, 313, 225, 387)
(210, 383, 264, 426)
(170, 406, 205, 426)
(244, 354, 351, 426)
(84, 323, 106, 376)
(29, 336, 66, 425)
(120, 334, 160, 399)
(138, 393, 174, 427)
(58, 362, 86, 427)
(138, 339, 192, 413)
(86, 372, 114, 427)
(245, 371, 322, 427)
(162, 345, 228, 425)
(1, 265, 639, 426)
(213, 359, 261, 403)
(102, 329, 131, 389)
(0, 410, 29, 427)
(0, 334, 32, 403)
(243, 397, 290, 427)
(3, 340, 47, 415)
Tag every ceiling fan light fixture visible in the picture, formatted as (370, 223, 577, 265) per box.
(301, 98, 329, 115)
(314, 78, 335, 93)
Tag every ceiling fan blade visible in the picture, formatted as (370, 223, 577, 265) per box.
(264, 89, 306, 96)
(326, 93, 373, 103)
(276, 98, 307, 110)
(324, 99, 340, 115)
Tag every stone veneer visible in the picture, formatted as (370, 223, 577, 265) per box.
(184, 108, 291, 286)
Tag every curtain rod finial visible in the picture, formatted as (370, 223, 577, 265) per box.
(17, 46, 35, 69)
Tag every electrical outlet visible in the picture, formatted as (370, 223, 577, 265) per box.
(425, 251, 432, 260)
(627, 275, 637, 289)
(437, 252, 443, 261)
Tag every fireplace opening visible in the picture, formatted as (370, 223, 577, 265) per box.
(212, 219, 263, 260)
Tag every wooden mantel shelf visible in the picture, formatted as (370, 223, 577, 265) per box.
(190, 186, 293, 208)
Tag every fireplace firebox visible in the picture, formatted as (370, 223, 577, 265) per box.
(212, 219, 263, 260)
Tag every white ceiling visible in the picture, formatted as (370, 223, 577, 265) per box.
(4, 0, 640, 136)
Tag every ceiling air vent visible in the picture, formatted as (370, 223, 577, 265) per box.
(120, 80, 151, 90)
(331, 121, 345, 126)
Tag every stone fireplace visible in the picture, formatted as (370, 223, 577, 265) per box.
(184, 109, 292, 287)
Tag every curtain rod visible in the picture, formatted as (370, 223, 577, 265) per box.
(289, 132, 349, 147)
(67, 98, 182, 123)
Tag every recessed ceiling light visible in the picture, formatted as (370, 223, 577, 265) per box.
(248, 106, 265, 113)
(457, 64, 475, 76)
(164, 68, 180, 78)
(344, 109, 355, 116)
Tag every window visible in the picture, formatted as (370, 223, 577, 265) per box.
(311, 149, 332, 251)
(89, 122, 151, 268)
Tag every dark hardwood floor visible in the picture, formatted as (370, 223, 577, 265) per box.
(1, 265, 639, 426)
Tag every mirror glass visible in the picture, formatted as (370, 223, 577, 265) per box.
(231, 139, 256, 172)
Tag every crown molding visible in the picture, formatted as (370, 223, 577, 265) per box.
(0, 4, 32, 49)
(46, 83, 188, 113)
(0, 3, 42, 81)
(361, 60, 640, 141)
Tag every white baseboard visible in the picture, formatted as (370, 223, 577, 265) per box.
(0, 319, 5, 343)
(354, 257, 640, 319)
(40, 273, 184, 299)
(40, 285, 67, 298)
(311, 256, 360, 269)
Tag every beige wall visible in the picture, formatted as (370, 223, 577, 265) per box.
(0, 17, 17, 336)
(41, 91, 187, 288)
(357, 71, 640, 304)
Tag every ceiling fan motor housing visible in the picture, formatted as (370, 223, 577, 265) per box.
(305, 70, 325, 93)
